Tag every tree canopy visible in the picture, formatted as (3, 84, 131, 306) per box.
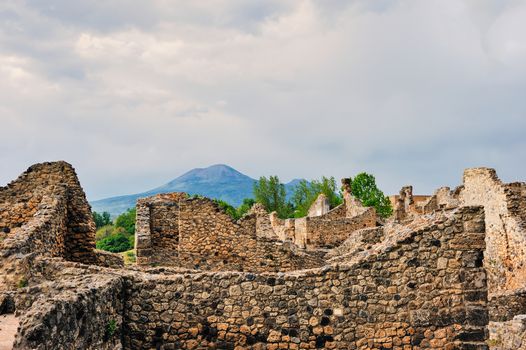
(115, 208, 136, 235)
(292, 177, 342, 218)
(92, 211, 112, 229)
(349, 172, 392, 218)
(253, 176, 293, 218)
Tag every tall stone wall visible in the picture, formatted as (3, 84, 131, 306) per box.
(0, 162, 122, 290)
(460, 167, 526, 293)
(135, 194, 324, 272)
(123, 206, 488, 349)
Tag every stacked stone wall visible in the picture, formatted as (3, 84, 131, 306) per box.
(136, 195, 324, 272)
(122, 206, 488, 349)
(13, 269, 124, 350)
(460, 168, 526, 293)
(303, 207, 377, 249)
(0, 162, 122, 289)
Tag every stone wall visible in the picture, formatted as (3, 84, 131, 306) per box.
(267, 192, 377, 250)
(0, 162, 121, 291)
(12, 260, 125, 350)
(136, 194, 324, 272)
(123, 206, 488, 349)
(0, 162, 122, 268)
(460, 168, 526, 293)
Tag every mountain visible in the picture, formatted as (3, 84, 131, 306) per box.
(89, 164, 302, 217)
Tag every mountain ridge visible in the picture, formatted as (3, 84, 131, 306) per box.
(89, 164, 301, 217)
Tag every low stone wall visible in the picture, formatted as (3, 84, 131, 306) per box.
(136, 195, 324, 272)
(302, 207, 377, 249)
(13, 263, 125, 350)
(123, 206, 488, 349)
(488, 318, 526, 350)
(95, 249, 125, 268)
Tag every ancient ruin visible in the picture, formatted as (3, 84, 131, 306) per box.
(1, 161, 526, 349)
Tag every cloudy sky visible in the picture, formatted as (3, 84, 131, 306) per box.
(1, 0, 525, 200)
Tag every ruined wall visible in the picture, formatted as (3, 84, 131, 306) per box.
(136, 195, 324, 272)
(123, 206, 488, 349)
(268, 192, 377, 249)
(12, 262, 125, 350)
(0, 162, 122, 290)
(460, 167, 526, 293)
(487, 289, 526, 349)
(302, 207, 376, 249)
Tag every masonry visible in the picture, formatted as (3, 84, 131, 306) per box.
(5, 161, 526, 349)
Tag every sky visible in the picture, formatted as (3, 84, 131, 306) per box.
(0, 0, 525, 201)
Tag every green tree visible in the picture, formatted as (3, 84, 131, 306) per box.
(213, 199, 239, 221)
(92, 211, 112, 229)
(292, 177, 343, 218)
(236, 198, 256, 219)
(350, 173, 393, 218)
(115, 208, 136, 235)
(253, 176, 293, 218)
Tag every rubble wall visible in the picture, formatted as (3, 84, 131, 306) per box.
(460, 168, 526, 293)
(13, 272, 125, 350)
(136, 196, 324, 272)
(303, 207, 377, 249)
(0, 162, 122, 289)
(123, 206, 488, 349)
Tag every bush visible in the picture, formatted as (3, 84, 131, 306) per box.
(96, 232, 133, 253)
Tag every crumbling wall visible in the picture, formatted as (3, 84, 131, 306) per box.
(123, 206, 488, 349)
(13, 265, 125, 350)
(268, 190, 377, 249)
(303, 207, 376, 249)
(135, 195, 324, 272)
(460, 167, 526, 293)
(0, 162, 122, 290)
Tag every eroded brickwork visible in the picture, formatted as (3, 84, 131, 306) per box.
(8, 162, 526, 349)
(123, 206, 488, 349)
(136, 194, 324, 272)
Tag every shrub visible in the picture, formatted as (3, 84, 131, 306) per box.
(96, 232, 133, 253)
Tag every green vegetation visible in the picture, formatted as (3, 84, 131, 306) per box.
(253, 176, 293, 218)
(92, 211, 111, 229)
(115, 208, 136, 235)
(96, 233, 132, 253)
(121, 250, 136, 265)
(349, 172, 393, 218)
(292, 177, 342, 218)
(17, 277, 28, 288)
(214, 198, 256, 221)
(236, 198, 256, 218)
(94, 208, 136, 253)
(105, 319, 117, 339)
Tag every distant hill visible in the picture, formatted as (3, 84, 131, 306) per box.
(89, 164, 302, 217)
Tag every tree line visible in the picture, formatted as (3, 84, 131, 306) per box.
(93, 172, 392, 253)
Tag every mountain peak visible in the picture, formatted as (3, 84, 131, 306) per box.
(174, 164, 249, 183)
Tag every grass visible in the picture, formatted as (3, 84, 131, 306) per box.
(121, 250, 136, 265)
(17, 277, 28, 288)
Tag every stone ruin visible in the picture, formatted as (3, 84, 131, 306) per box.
(0, 162, 525, 349)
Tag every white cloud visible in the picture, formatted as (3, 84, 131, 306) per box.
(0, 0, 525, 199)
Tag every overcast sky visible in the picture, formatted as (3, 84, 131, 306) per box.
(1, 0, 525, 200)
